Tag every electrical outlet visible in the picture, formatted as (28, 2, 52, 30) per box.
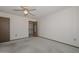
(73, 38, 77, 41)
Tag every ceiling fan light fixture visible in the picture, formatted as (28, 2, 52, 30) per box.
(24, 10, 28, 15)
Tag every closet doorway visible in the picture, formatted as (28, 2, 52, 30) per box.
(0, 17, 10, 43)
(29, 21, 38, 37)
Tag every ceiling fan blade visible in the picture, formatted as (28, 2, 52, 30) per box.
(20, 6, 25, 10)
(14, 9, 23, 11)
(29, 9, 36, 11)
(20, 6, 28, 10)
(29, 13, 35, 16)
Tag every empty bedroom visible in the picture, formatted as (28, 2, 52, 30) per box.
(0, 6, 79, 53)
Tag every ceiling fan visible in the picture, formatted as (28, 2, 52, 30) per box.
(13, 6, 36, 16)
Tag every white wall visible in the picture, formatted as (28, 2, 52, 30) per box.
(0, 12, 29, 40)
(38, 7, 79, 47)
(75, 7, 79, 46)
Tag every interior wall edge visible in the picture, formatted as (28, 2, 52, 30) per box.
(39, 36, 79, 48)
